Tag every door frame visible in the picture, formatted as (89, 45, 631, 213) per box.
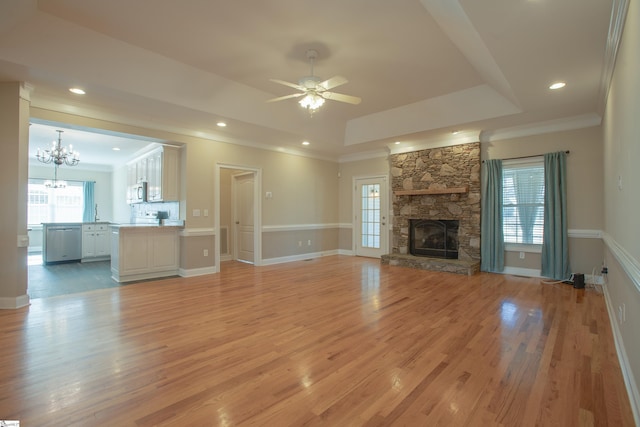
(352, 174, 390, 257)
(215, 163, 262, 270)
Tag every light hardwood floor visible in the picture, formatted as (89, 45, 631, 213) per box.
(0, 256, 634, 426)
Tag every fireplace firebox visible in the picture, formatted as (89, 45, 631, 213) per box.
(409, 219, 459, 259)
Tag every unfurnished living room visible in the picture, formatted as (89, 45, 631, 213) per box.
(0, 1, 639, 426)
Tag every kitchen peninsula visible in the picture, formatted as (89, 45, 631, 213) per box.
(110, 223, 183, 283)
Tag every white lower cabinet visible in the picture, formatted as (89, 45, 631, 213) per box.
(110, 226, 180, 282)
(82, 224, 111, 261)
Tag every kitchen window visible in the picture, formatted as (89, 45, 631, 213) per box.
(502, 159, 545, 250)
(28, 179, 84, 224)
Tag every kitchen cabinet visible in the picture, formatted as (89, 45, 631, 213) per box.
(82, 223, 110, 261)
(126, 145, 180, 203)
(110, 225, 180, 282)
(147, 146, 180, 202)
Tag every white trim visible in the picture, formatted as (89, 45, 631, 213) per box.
(262, 223, 344, 232)
(602, 232, 640, 294)
(597, 0, 630, 115)
(500, 267, 543, 278)
(602, 283, 640, 425)
(568, 229, 603, 239)
(261, 250, 340, 266)
(179, 266, 217, 277)
(0, 294, 30, 309)
(338, 249, 354, 256)
(179, 227, 215, 237)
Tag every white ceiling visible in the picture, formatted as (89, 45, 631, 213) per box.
(0, 0, 620, 165)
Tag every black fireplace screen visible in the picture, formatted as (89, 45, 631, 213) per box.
(409, 219, 459, 259)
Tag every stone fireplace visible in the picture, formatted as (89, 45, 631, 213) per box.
(381, 142, 481, 275)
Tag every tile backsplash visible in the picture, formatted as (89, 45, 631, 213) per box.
(131, 201, 180, 222)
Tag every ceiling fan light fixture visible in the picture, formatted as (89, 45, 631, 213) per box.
(299, 93, 325, 111)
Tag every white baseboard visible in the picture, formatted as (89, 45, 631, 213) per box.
(602, 283, 640, 425)
(0, 294, 30, 309)
(500, 267, 542, 278)
(338, 249, 354, 256)
(179, 266, 217, 277)
(261, 250, 340, 266)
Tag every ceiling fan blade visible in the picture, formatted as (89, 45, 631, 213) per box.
(266, 93, 304, 103)
(322, 91, 362, 105)
(269, 79, 304, 91)
(318, 75, 348, 91)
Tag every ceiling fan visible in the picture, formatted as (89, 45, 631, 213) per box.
(267, 49, 361, 112)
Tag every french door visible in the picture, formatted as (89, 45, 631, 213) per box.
(354, 176, 388, 258)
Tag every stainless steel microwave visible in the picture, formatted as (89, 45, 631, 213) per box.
(130, 181, 147, 203)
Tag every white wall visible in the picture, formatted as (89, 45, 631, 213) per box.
(601, 0, 640, 421)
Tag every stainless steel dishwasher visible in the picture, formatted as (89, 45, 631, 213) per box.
(44, 225, 82, 263)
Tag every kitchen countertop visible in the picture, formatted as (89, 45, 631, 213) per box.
(110, 222, 184, 230)
(41, 222, 112, 226)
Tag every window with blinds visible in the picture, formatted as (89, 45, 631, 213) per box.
(502, 161, 545, 245)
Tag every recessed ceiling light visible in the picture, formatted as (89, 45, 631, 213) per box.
(112, 147, 120, 151)
(216, 121, 227, 127)
(452, 130, 460, 135)
(394, 141, 401, 145)
(302, 141, 310, 146)
(549, 82, 566, 90)
(69, 87, 85, 95)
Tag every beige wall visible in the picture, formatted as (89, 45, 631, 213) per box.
(482, 126, 604, 274)
(602, 0, 640, 416)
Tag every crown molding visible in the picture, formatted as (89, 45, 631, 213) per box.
(597, 0, 630, 116)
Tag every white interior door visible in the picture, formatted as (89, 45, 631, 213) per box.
(354, 176, 388, 258)
(233, 173, 255, 264)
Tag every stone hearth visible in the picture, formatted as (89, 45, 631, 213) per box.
(383, 142, 481, 275)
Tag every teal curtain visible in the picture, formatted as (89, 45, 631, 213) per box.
(83, 181, 95, 222)
(541, 152, 571, 280)
(481, 159, 504, 272)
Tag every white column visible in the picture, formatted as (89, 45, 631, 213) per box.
(0, 82, 32, 309)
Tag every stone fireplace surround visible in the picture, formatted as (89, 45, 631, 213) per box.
(381, 142, 481, 275)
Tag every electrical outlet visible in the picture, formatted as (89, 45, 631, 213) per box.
(203, 249, 208, 257)
(519, 251, 525, 259)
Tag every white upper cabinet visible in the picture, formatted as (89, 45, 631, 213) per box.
(147, 146, 180, 202)
(127, 145, 181, 203)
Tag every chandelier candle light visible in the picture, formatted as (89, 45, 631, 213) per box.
(36, 130, 80, 188)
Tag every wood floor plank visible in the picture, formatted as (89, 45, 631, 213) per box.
(0, 256, 635, 426)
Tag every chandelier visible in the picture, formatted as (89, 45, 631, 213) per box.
(36, 130, 80, 166)
(44, 165, 67, 189)
(298, 91, 325, 112)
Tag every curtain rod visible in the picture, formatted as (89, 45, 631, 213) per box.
(482, 150, 569, 163)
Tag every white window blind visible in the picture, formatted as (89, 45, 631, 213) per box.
(502, 161, 545, 245)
